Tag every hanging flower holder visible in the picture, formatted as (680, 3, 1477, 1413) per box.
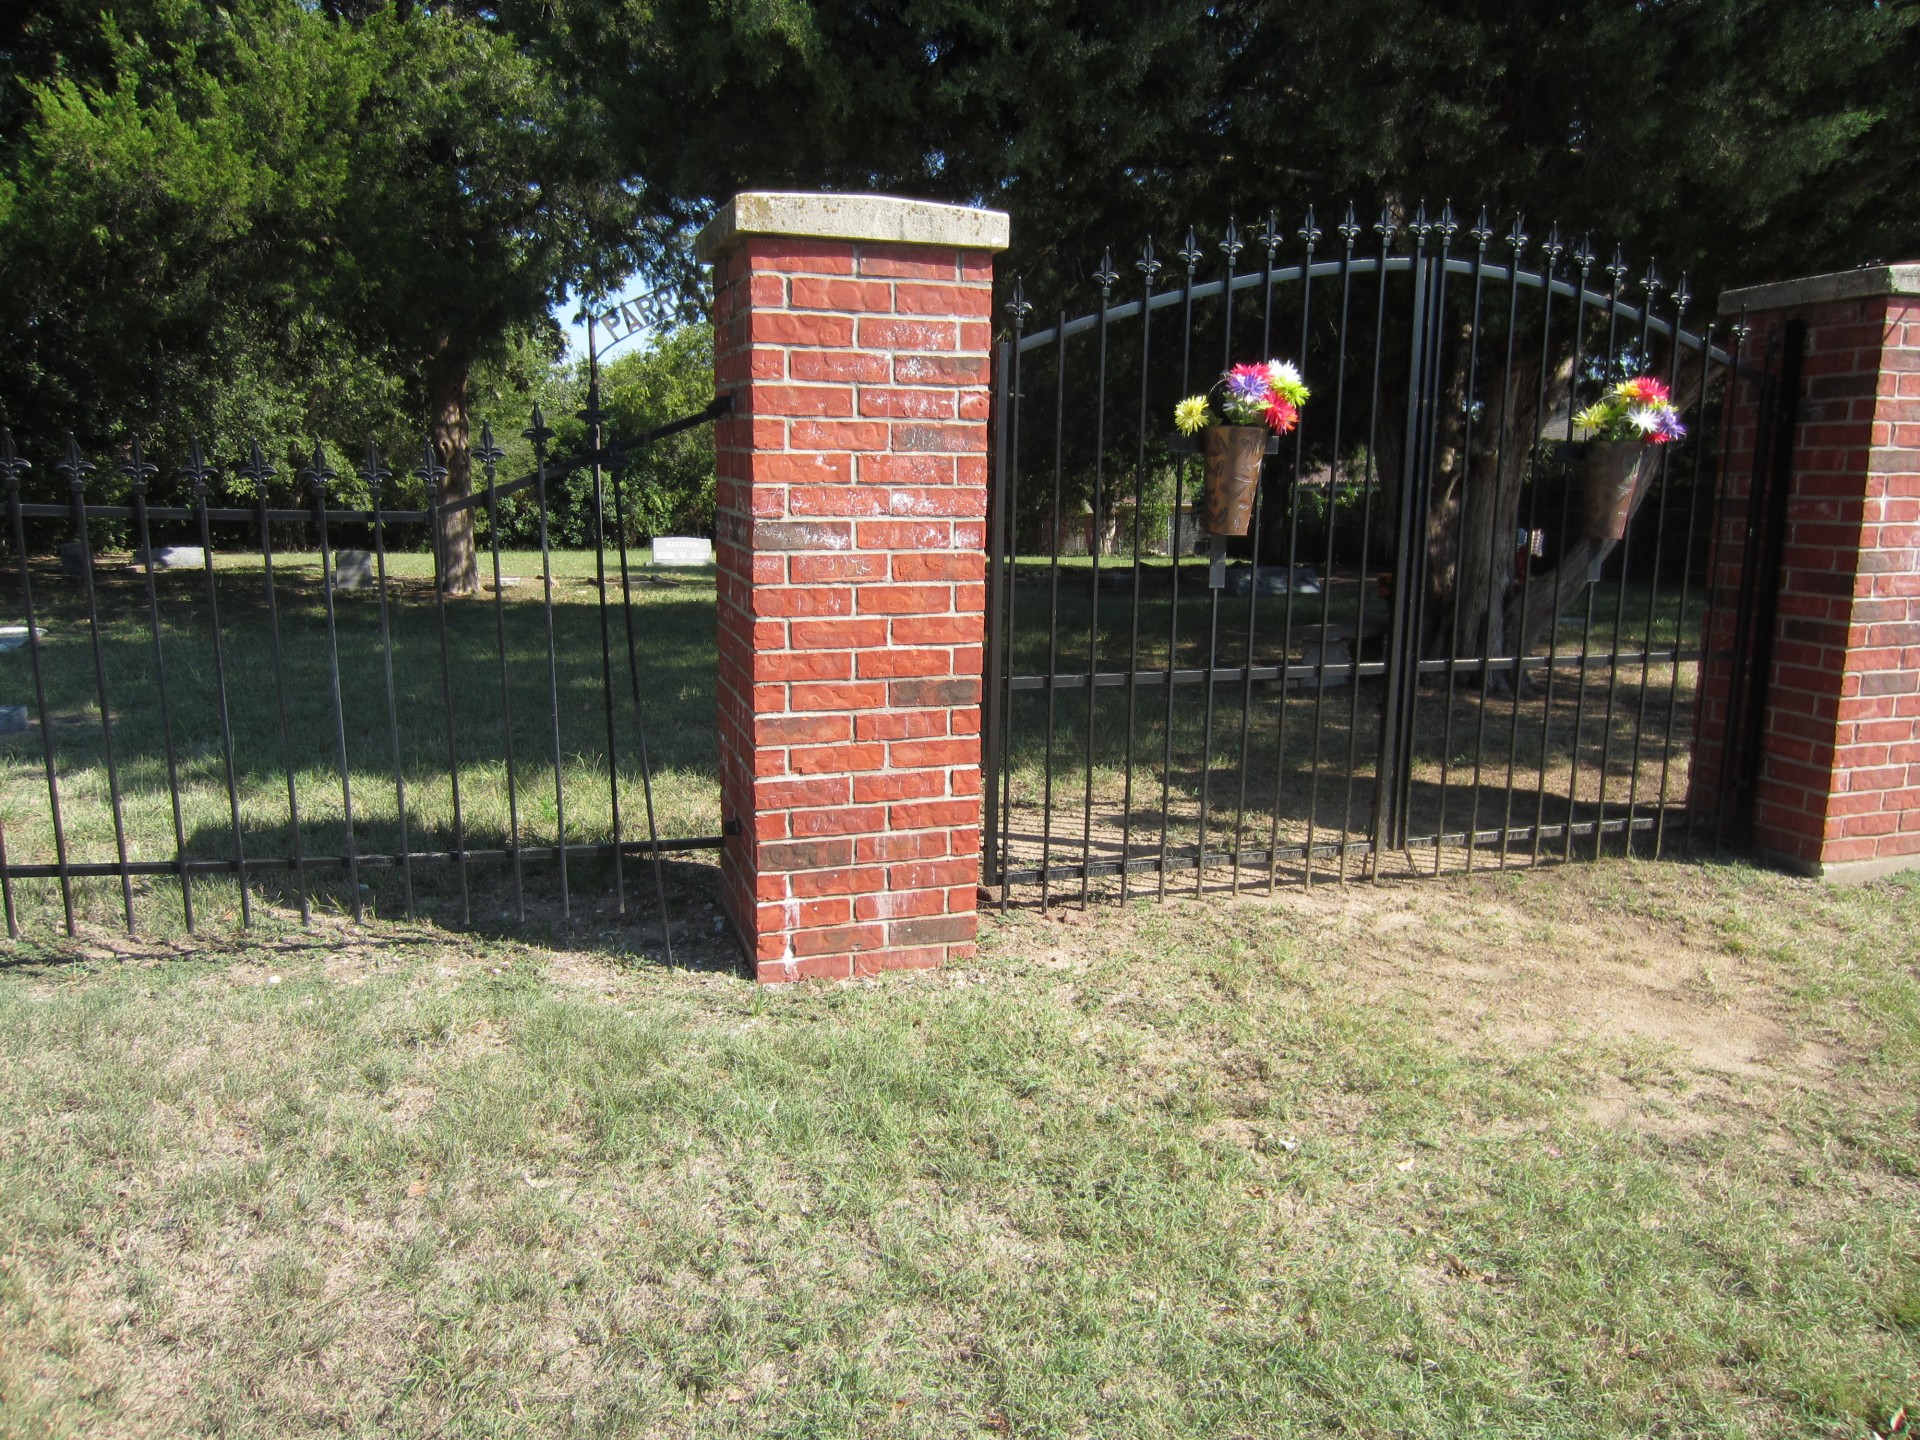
(1174, 359, 1311, 539)
(1201, 425, 1266, 536)
(1572, 440, 1652, 542)
(1566, 372, 1688, 542)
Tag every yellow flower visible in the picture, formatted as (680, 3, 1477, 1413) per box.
(1573, 402, 1616, 433)
(1174, 396, 1212, 435)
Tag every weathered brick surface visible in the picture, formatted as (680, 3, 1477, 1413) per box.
(709, 233, 996, 979)
(1691, 293, 1920, 871)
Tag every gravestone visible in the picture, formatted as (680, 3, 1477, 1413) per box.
(331, 549, 373, 591)
(0, 626, 45, 654)
(1226, 563, 1323, 598)
(58, 541, 85, 579)
(0, 705, 25, 734)
(131, 545, 205, 571)
(652, 536, 713, 567)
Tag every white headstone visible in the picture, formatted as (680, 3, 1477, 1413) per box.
(131, 545, 205, 571)
(652, 536, 713, 567)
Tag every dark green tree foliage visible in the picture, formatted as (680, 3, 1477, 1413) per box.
(522, 0, 1915, 662)
(0, 0, 641, 587)
(521, 0, 1918, 313)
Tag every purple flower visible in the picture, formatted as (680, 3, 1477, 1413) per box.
(1652, 408, 1687, 442)
(1224, 364, 1270, 405)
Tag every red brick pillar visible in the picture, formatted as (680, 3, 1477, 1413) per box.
(696, 192, 1010, 980)
(1692, 264, 1920, 880)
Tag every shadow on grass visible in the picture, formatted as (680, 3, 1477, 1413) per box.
(1, 554, 739, 966)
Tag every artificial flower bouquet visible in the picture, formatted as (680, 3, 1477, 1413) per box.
(1572, 375, 1686, 444)
(1175, 361, 1311, 437)
(1173, 360, 1311, 536)
(1568, 375, 1686, 542)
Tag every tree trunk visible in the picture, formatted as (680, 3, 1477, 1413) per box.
(1499, 358, 1711, 659)
(1446, 356, 1541, 684)
(1502, 457, 1658, 658)
(427, 360, 478, 595)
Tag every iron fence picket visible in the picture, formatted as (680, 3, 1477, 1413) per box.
(126, 440, 195, 930)
(365, 444, 417, 918)
(983, 201, 1734, 911)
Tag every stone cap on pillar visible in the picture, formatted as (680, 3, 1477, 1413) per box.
(693, 191, 1011, 264)
(1719, 261, 1920, 315)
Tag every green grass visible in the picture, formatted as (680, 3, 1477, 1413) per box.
(0, 548, 719, 939)
(1, 857, 1915, 1437)
(1, 542, 1705, 935)
(994, 557, 1706, 882)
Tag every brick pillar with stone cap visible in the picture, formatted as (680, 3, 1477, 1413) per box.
(1691, 263, 1920, 881)
(697, 192, 1010, 981)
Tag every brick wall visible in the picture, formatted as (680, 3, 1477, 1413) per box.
(1692, 279, 1920, 878)
(704, 210, 1002, 979)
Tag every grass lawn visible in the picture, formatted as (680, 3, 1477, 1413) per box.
(0, 548, 721, 938)
(2, 856, 1916, 1438)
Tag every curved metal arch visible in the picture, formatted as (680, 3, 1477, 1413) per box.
(1015, 256, 1730, 366)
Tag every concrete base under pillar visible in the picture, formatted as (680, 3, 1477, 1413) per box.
(1760, 847, 1920, 885)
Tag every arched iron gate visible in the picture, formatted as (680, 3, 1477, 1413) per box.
(980, 204, 1739, 905)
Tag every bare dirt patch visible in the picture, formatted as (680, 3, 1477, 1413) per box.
(990, 859, 1865, 1142)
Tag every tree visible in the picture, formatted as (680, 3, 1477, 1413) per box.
(0, 0, 642, 588)
(517, 0, 1918, 656)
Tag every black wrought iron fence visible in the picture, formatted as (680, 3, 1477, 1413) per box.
(982, 203, 1743, 906)
(0, 390, 729, 952)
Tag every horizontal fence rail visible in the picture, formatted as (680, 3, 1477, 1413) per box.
(983, 201, 1740, 908)
(0, 390, 730, 955)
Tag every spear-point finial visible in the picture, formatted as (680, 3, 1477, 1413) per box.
(1641, 258, 1664, 301)
(1671, 270, 1693, 315)
(238, 441, 276, 496)
(576, 380, 607, 432)
(473, 422, 504, 470)
(1299, 205, 1321, 249)
(1606, 243, 1629, 288)
(1338, 201, 1361, 247)
(1436, 201, 1458, 246)
(120, 436, 159, 495)
(1258, 210, 1283, 257)
(523, 405, 553, 456)
(0, 430, 27, 492)
(1092, 247, 1118, 296)
(1409, 200, 1432, 243)
(1006, 274, 1032, 323)
(1731, 307, 1751, 348)
(1136, 238, 1161, 284)
(358, 440, 391, 499)
(1543, 223, 1566, 264)
(182, 438, 215, 498)
(1507, 214, 1529, 256)
(415, 438, 448, 493)
(1471, 206, 1494, 251)
(1573, 233, 1597, 272)
(1220, 217, 1244, 262)
(300, 439, 336, 496)
(1177, 227, 1204, 273)
(1374, 205, 1400, 247)
(57, 435, 94, 493)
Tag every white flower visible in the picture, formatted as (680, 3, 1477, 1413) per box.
(1265, 360, 1304, 388)
(1625, 405, 1663, 435)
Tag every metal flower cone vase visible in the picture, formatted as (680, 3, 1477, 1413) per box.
(1574, 440, 1653, 542)
(1202, 425, 1265, 536)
